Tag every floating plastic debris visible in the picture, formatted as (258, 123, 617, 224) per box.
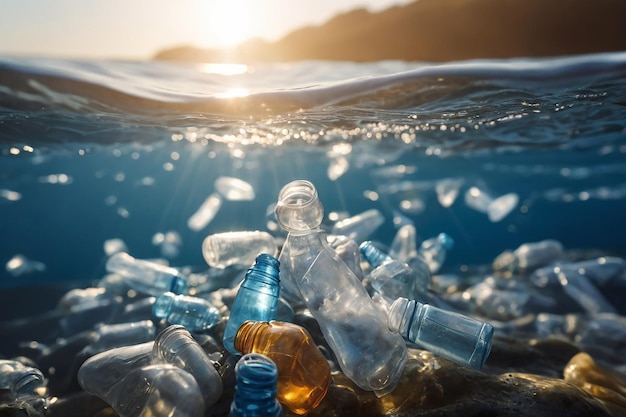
(464, 186, 493, 214)
(234, 321, 330, 415)
(327, 155, 349, 181)
(202, 231, 277, 269)
(275, 179, 407, 395)
(37, 173, 73, 184)
(5, 254, 46, 277)
(331, 208, 385, 243)
(223, 254, 281, 354)
(187, 192, 223, 231)
(103, 238, 128, 256)
(105, 252, 188, 296)
(487, 192, 519, 222)
(230, 353, 283, 417)
(214, 176, 255, 201)
(436, 178, 464, 208)
(388, 297, 494, 370)
(152, 231, 182, 259)
(0, 189, 22, 201)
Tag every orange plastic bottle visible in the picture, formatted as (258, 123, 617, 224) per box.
(234, 320, 331, 415)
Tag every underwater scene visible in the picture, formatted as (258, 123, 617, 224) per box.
(1, 52, 626, 416)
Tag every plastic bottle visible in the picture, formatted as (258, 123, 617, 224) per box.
(330, 208, 385, 243)
(359, 241, 430, 299)
(388, 297, 494, 370)
(223, 254, 281, 355)
(234, 320, 330, 415)
(327, 234, 364, 281)
(153, 292, 221, 331)
(230, 353, 284, 417)
(152, 325, 223, 409)
(0, 359, 46, 398)
(419, 233, 454, 274)
(203, 231, 278, 269)
(275, 179, 407, 395)
(514, 239, 564, 271)
(389, 223, 418, 261)
(106, 252, 189, 295)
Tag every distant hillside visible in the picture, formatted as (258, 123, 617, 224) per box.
(154, 0, 626, 63)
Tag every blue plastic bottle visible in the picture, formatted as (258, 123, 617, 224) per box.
(230, 353, 284, 417)
(223, 254, 281, 355)
(359, 241, 431, 299)
(388, 297, 494, 370)
(153, 292, 221, 331)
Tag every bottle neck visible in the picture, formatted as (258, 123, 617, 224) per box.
(152, 325, 193, 364)
(234, 321, 267, 354)
(232, 353, 282, 417)
(244, 254, 280, 286)
(359, 241, 392, 268)
(275, 180, 324, 234)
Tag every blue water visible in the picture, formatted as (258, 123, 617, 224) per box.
(1, 53, 625, 289)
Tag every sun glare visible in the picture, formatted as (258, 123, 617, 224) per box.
(198, 0, 252, 49)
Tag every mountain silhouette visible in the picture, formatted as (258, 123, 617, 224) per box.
(154, 0, 626, 62)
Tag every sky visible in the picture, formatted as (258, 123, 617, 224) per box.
(0, 0, 413, 60)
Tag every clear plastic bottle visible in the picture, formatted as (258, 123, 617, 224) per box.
(234, 320, 330, 415)
(514, 239, 563, 271)
(330, 208, 385, 243)
(388, 297, 494, 370)
(152, 325, 223, 409)
(0, 359, 46, 398)
(202, 231, 278, 269)
(90, 363, 204, 417)
(153, 292, 221, 331)
(419, 233, 454, 274)
(275, 179, 407, 395)
(389, 223, 418, 261)
(106, 252, 189, 295)
(359, 241, 430, 299)
(223, 254, 281, 355)
(230, 353, 284, 417)
(327, 234, 364, 281)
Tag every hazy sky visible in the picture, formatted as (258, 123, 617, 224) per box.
(0, 0, 413, 59)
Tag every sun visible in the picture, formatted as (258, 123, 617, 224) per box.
(196, 0, 252, 49)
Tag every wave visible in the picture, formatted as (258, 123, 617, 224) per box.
(1, 52, 625, 149)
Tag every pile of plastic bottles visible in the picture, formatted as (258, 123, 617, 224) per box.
(0, 179, 495, 417)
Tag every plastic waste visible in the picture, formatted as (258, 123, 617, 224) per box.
(152, 292, 221, 331)
(511, 239, 563, 272)
(152, 325, 223, 409)
(235, 320, 330, 415)
(223, 254, 281, 355)
(388, 297, 494, 370)
(202, 231, 278, 269)
(0, 359, 46, 398)
(389, 223, 418, 261)
(187, 192, 223, 231)
(330, 208, 385, 243)
(106, 252, 189, 295)
(418, 233, 454, 274)
(359, 241, 430, 300)
(275, 179, 407, 395)
(230, 353, 284, 417)
(327, 234, 364, 281)
(215, 176, 256, 201)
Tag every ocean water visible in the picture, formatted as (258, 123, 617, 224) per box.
(1, 52, 625, 295)
(2, 52, 626, 417)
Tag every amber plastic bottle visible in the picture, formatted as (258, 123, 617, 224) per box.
(234, 320, 330, 415)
